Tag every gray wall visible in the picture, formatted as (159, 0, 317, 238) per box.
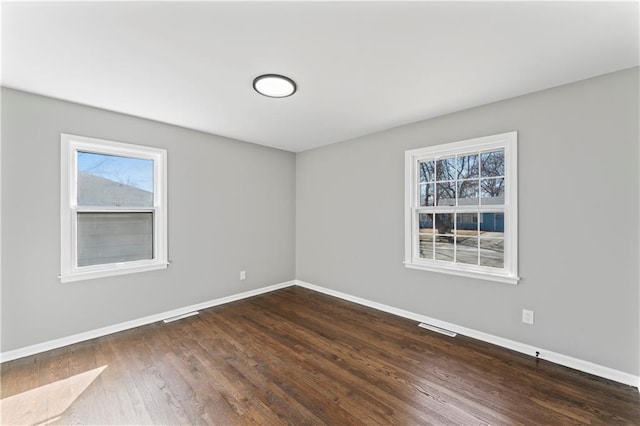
(3, 68, 638, 377)
(1, 88, 296, 352)
(296, 67, 639, 375)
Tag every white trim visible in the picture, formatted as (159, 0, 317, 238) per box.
(0, 280, 295, 363)
(418, 322, 457, 337)
(404, 262, 519, 285)
(163, 311, 199, 323)
(60, 262, 170, 283)
(294, 280, 639, 388)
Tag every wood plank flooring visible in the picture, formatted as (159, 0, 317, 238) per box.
(1, 286, 639, 425)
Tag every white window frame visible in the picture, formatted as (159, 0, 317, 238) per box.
(404, 131, 519, 285)
(60, 134, 168, 282)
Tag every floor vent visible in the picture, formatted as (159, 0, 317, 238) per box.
(418, 323, 457, 337)
(163, 311, 199, 323)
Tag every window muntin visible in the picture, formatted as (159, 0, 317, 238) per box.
(405, 132, 518, 284)
(61, 134, 167, 282)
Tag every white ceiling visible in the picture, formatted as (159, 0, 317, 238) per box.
(2, 1, 638, 152)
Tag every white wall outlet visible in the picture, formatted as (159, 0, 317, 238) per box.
(522, 309, 534, 325)
(240, 270, 246, 280)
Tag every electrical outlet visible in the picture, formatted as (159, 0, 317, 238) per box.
(522, 309, 534, 325)
(240, 270, 246, 280)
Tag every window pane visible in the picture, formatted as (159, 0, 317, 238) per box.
(479, 212, 504, 235)
(77, 152, 154, 207)
(457, 154, 479, 179)
(481, 178, 505, 205)
(435, 235, 455, 262)
(419, 213, 434, 232)
(419, 183, 434, 206)
(419, 161, 434, 183)
(456, 212, 478, 235)
(436, 157, 456, 181)
(419, 213, 434, 259)
(420, 237, 434, 259)
(456, 236, 478, 265)
(458, 180, 479, 205)
(480, 238, 504, 268)
(435, 213, 454, 235)
(77, 212, 153, 267)
(436, 181, 456, 206)
(481, 150, 505, 177)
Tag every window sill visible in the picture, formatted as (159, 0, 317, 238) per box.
(60, 262, 168, 283)
(404, 261, 520, 285)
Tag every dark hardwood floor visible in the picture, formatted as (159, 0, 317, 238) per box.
(1, 286, 639, 425)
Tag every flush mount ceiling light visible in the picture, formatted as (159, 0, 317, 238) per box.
(253, 74, 297, 98)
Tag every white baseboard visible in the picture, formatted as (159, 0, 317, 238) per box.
(3, 278, 638, 390)
(0, 280, 295, 363)
(294, 280, 640, 389)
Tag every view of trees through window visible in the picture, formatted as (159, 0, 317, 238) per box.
(416, 149, 505, 268)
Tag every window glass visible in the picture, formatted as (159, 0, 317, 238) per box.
(435, 235, 455, 262)
(481, 149, 505, 177)
(457, 153, 479, 179)
(480, 238, 504, 268)
(418, 213, 435, 259)
(435, 213, 454, 235)
(456, 212, 478, 235)
(77, 152, 153, 207)
(479, 212, 504, 235)
(436, 182, 456, 206)
(456, 236, 478, 265)
(458, 180, 479, 205)
(419, 160, 435, 183)
(77, 212, 153, 266)
(419, 183, 434, 207)
(436, 157, 456, 181)
(480, 178, 505, 205)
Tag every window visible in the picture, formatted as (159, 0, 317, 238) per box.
(404, 131, 518, 284)
(60, 134, 167, 282)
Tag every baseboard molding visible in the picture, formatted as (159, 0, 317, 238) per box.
(294, 280, 640, 389)
(0, 280, 295, 363)
(3, 278, 638, 390)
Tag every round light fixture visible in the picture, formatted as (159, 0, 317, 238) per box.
(253, 74, 297, 98)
